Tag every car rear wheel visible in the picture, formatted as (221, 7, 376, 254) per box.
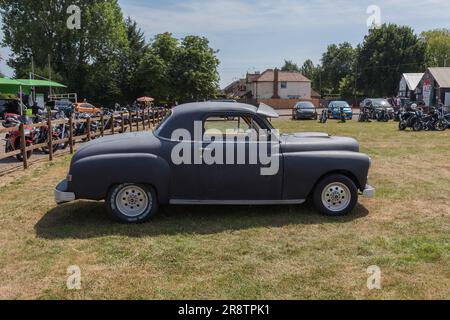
(106, 183, 158, 223)
(313, 175, 358, 216)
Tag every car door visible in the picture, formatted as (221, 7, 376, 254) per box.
(197, 113, 283, 202)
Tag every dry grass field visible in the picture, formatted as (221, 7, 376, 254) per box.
(0, 119, 449, 300)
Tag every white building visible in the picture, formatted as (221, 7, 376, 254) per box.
(247, 69, 312, 100)
(398, 73, 424, 100)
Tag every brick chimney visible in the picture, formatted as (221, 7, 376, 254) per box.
(272, 68, 280, 99)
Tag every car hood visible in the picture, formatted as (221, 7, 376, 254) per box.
(280, 132, 360, 153)
(332, 108, 352, 113)
(71, 132, 161, 165)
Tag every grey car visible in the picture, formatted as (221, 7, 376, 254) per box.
(55, 102, 375, 223)
(361, 98, 395, 119)
(292, 102, 318, 120)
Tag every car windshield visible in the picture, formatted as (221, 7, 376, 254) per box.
(372, 99, 391, 107)
(154, 110, 173, 136)
(297, 103, 314, 109)
(331, 102, 350, 108)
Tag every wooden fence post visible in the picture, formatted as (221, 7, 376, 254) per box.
(69, 116, 74, 154)
(152, 108, 155, 126)
(100, 112, 105, 137)
(19, 123, 28, 169)
(47, 116, 53, 161)
(148, 108, 152, 129)
(121, 113, 125, 133)
(129, 113, 133, 132)
(136, 111, 140, 132)
(111, 114, 115, 135)
(87, 117, 91, 141)
(142, 110, 146, 130)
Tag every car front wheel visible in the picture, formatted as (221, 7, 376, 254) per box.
(107, 183, 158, 223)
(313, 175, 358, 216)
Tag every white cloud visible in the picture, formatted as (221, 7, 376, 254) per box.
(122, 0, 450, 37)
(121, 0, 368, 35)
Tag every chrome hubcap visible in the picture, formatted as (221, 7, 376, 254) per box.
(322, 183, 351, 212)
(116, 186, 151, 217)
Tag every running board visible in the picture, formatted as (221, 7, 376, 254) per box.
(169, 199, 306, 205)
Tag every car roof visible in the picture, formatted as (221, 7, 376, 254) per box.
(158, 102, 278, 138)
(173, 102, 257, 115)
(172, 102, 279, 118)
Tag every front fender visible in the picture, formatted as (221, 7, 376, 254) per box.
(283, 151, 371, 200)
(69, 153, 171, 203)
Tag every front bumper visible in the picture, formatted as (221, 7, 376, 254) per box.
(295, 112, 316, 119)
(55, 179, 76, 204)
(332, 113, 353, 119)
(362, 185, 375, 198)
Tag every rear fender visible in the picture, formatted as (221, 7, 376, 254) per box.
(70, 153, 171, 204)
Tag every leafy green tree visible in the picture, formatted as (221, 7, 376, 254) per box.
(119, 17, 149, 104)
(0, 0, 128, 106)
(135, 33, 220, 103)
(421, 29, 450, 67)
(300, 59, 321, 92)
(134, 33, 179, 102)
(320, 42, 356, 94)
(357, 24, 425, 97)
(170, 36, 220, 101)
(281, 60, 300, 72)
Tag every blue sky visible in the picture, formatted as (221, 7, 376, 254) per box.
(1, 0, 450, 87)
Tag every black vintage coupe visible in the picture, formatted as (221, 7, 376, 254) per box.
(55, 102, 374, 223)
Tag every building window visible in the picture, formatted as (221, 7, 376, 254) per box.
(281, 82, 287, 89)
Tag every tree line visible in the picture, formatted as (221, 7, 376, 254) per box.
(0, 0, 221, 107)
(281, 24, 450, 99)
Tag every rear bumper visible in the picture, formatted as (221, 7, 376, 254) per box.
(362, 185, 375, 198)
(55, 179, 76, 204)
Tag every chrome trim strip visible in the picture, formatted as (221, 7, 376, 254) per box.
(55, 189, 76, 204)
(363, 185, 375, 198)
(169, 199, 306, 205)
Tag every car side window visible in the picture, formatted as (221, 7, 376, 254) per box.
(203, 115, 263, 142)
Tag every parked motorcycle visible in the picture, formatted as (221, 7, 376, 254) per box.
(358, 107, 372, 122)
(399, 107, 423, 131)
(339, 107, 347, 123)
(319, 109, 328, 124)
(2, 114, 33, 161)
(376, 108, 390, 122)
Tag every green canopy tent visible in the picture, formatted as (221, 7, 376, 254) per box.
(16, 79, 67, 88)
(0, 77, 67, 115)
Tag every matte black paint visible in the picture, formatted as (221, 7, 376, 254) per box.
(63, 102, 371, 204)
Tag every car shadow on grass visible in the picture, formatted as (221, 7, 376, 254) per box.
(35, 201, 369, 239)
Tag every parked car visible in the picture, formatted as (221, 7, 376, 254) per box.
(46, 101, 75, 116)
(55, 102, 375, 223)
(361, 98, 395, 119)
(292, 102, 318, 120)
(328, 101, 353, 120)
(73, 102, 102, 115)
(0, 97, 26, 119)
